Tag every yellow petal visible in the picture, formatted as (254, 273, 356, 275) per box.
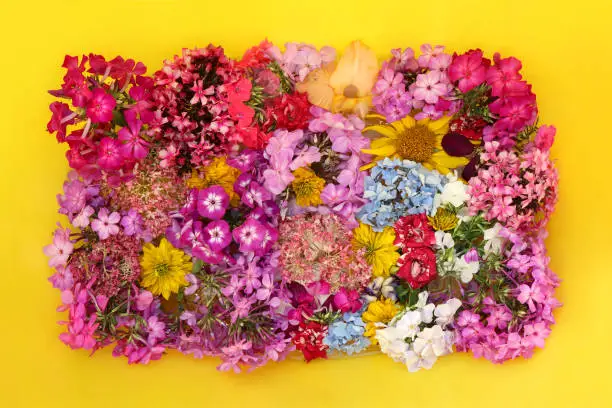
(329, 41, 379, 98)
(427, 115, 452, 134)
(361, 143, 397, 157)
(430, 151, 469, 172)
(364, 124, 399, 139)
(400, 115, 416, 129)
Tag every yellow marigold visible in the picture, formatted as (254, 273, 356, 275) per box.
(428, 207, 459, 231)
(291, 167, 325, 207)
(140, 238, 192, 300)
(362, 298, 399, 343)
(185, 157, 240, 206)
(352, 222, 399, 277)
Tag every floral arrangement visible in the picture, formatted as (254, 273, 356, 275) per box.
(45, 41, 559, 372)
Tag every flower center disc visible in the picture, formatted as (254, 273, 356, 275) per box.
(396, 124, 436, 163)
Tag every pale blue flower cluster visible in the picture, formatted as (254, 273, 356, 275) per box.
(323, 312, 370, 355)
(357, 158, 446, 231)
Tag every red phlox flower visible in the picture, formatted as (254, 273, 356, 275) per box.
(396, 246, 437, 289)
(291, 320, 328, 362)
(87, 88, 116, 123)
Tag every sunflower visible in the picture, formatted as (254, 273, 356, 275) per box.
(361, 114, 469, 173)
(140, 238, 192, 299)
(352, 222, 399, 278)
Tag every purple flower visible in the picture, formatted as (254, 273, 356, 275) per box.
(241, 263, 262, 295)
(121, 209, 143, 236)
(256, 273, 274, 301)
(180, 310, 197, 326)
(232, 219, 266, 253)
(241, 182, 272, 208)
(203, 220, 232, 252)
(118, 111, 149, 160)
(72, 205, 94, 228)
(91, 208, 121, 240)
(147, 316, 166, 345)
(263, 149, 294, 195)
(48, 265, 74, 290)
(197, 186, 229, 220)
(57, 178, 87, 215)
(230, 296, 255, 323)
(43, 228, 74, 268)
(184, 274, 199, 296)
(135, 291, 153, 311)
(192, 243, 222, 264)
(234, 173, 253, 195)
(221, 274, 244, 298)
(228, 150, 259, 172)
(290, 146, 321, 170)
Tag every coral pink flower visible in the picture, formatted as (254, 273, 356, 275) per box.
(86, 88, 116, 123)
(227, 78, 252, 102)
(229, 101, 255, 127)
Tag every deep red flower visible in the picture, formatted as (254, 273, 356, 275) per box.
(396, 247, 437, 289)
(87, 88, 116, 123)
(449, 116, 487, 141)
(264, 93, 311, 131)
(291, 320, 328, 362)
(394, 213, 436, 249)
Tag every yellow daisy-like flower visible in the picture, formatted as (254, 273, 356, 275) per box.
(140, 238, 192, 300)
(352, 222, 399, 277)
(428, 207, 459, 231)
(291, 167, 325, 207)
(361, 114, 469, 174)
(362, 298, 399, 343)
(186, 156, 240, 205)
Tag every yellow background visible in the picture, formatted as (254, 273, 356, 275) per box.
(2, 0, 611, 407)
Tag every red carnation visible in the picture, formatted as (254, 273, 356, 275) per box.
(264, 93, 311, 131)
(291, 320, 328, 362)
(394, 213, 436, 249)
(396, 247, 437, 289)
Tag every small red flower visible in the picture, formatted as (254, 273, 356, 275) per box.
(394, 213, 436, 249)
(291, 320, 328, 362)
(264, 93, 311, 131)
(396, 247, 437, 289)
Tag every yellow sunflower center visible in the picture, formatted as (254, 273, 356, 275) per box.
(428, 208, 459, 231)
(396, 124, 436, 163)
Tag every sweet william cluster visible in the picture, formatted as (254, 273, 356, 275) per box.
(44, 40, 559, 373)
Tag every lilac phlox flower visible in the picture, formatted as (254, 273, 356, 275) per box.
(241, 262, 262, 294)
(256, 273, 274, 301)
(91, 208, 121, 240)
(118, 110, 149, 160)
(44, 227, 74, 268)
(72, 205, 94, 228)
(230, 295, 256, 323)
(147, 316, 166, 345)
(241, 182, 272, 208)
(135, 290, 154, 311)
(48, 265, 74, 290)
(290, 145, 321, 170)
(120, 208, 144, 236)
(516, 283, 546, 312)
(184, 274, 199, 296)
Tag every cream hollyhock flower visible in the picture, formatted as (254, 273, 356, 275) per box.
(296, 41, 379, 117)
